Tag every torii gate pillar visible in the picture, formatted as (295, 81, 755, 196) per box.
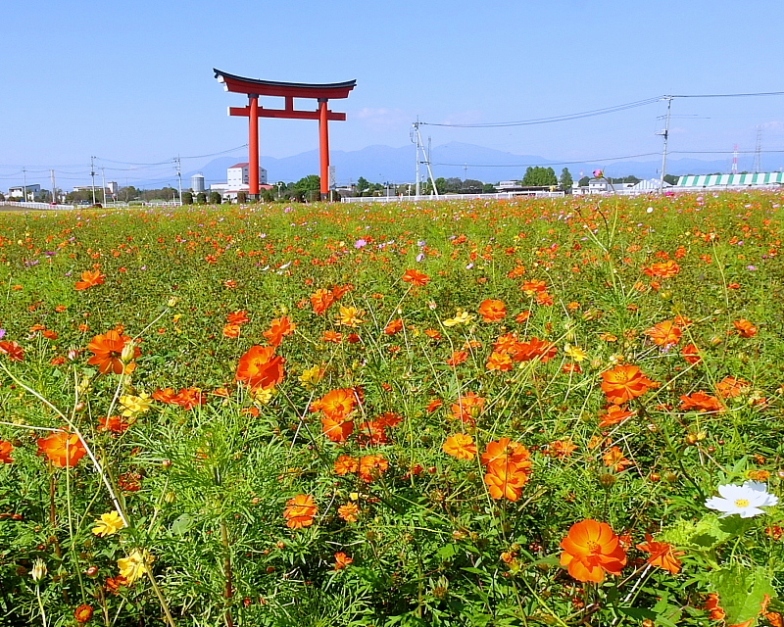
(214, 69, 356, 200)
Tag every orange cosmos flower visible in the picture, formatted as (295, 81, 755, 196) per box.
(522, 279, 548, 296)
(173, 388, 205, 410)
(74, 269, 106, 291)
(226, 310, 250, 325)
(311, 388, 356, 420)
(680, 391, 723, 413)
(601, 364, 655, 405)
(446, 350, 469, 367)
(560, 519, 627, 583)
(484, 464, 530, 501)
(37, 432, 88, 468)
(681, 343, 702, 364)
(263, 316, 296, 347)
(426, 398, 443, 413)
(0, 340, 25, 362)
(358, 454, 389, 482)
(478, 299, 507, 322)
(384, 318, 403, 335)
(338, 502, 359, 523)
(511, 337, 557, 362)
(549, 438, 577, 459)
(97, 415, 130, 434)
(152, 388, 178, 404)
(598, 405, 635, 428)
(704, 593, 726, 621)
(333, 551, 353, 570)
(443, 433, 477, 461)
(74, 604, 94, 624)
(401, 268, 430, 286)
(321, 330, 343, 343)
(645, 320, 682, 347)
(450, 391, 486, 425)
(602, 446, 633, 472)
(486, 350, 514, 372)
(0, 441, 14, 463)
(283, 494, 318, 529)
(481, 438, 531, 472)
(87, 331, 139, 375)
(643, 260, 680, 279)
(334, 455, 359, 475)
(235, 345, 285, 390)
(636, 534, 683, 574)
(310, 288, 335, 315)
(222, 323, 242, 338)
(716, 376, 749, 399)
(733, 319, 758, 338)
(322, 415, 355, 443)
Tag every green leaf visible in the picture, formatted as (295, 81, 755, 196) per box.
(711, 565, 776, 626)
(170, 513, 194, 536)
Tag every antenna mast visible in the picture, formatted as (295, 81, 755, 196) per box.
(657, 96, 673, 193)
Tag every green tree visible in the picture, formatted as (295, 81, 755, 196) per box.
(237, 191, 247, 204)
(578, 176, 590, 187)
(182, 191, 193, 205)
(559, 168, 573, 192)
(208, 191, 222, 205)
(522, 166, 557, 186)
(355, 177, 371, 196)
(196, 192, 207, 204)
(482, 183, 496, 193)
(663, 174, 679, 186)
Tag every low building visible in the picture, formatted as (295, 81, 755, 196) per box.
(227, 163, 268, 188)
(9, 184, 41, 200)
(676, 172, 784, 190)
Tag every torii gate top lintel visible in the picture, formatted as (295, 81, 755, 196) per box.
(214, 68, 356, 100)
(213, 68, 356, 198)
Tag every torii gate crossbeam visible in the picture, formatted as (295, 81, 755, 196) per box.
(214, 69, 356, 199)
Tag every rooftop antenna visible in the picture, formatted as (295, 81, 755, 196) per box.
(656, 96, 673, 193)
(411, 118, 439, 198)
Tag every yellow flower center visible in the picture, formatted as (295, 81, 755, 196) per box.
(734, 498, 750, 508)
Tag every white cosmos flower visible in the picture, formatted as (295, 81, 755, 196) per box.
(705, 481, 778, 518)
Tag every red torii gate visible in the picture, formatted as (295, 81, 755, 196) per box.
(214, 69, 356, 199)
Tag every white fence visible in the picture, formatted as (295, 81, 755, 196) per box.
(341, 191, 565, 204)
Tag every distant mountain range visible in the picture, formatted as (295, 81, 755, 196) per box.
(155, 142, 782, 188)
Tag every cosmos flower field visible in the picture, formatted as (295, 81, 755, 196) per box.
(0, 192, 783, 626)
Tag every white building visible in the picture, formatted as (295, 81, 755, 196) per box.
(227, 162, 267, 188)
(9, 184, 41, 200)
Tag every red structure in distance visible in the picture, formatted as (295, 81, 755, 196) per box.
(214, 69, 356, 199)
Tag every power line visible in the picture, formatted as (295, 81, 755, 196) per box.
(667, 90, 784, 98)
(432, 152, 662, 168)
(421, 97, 662, 128)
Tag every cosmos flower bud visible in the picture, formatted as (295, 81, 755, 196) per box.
(31, 559, 47, 582)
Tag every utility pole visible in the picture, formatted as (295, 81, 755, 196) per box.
(22, 167, 27, 203)
(101, 167, 108, 206)
(753, 127, 762, 173)
(175, 156, 183, 206)
(658, 96, 673, 193)
(50, 170, 57, 204)
(90, 156, 97, 206)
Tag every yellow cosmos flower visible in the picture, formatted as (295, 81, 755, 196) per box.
(119, 393, 151, 417)
(92, 511, 126, 537)
(338, 306, 364, 327)
(564, 344, 587, 362)
(298, 365, 325, 388)
(117, 549, 154, 585)
(443, 310, 474, 327)
(252, 387, 275, 405)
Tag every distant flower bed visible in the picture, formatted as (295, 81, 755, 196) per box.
(0, 193, 783, 626)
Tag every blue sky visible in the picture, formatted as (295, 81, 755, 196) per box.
(2, 0, 784, 187)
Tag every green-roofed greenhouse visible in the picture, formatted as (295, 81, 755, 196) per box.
(676, 172, 784, 189)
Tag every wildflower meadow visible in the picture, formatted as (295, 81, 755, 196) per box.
(0, 192, 783, 626)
